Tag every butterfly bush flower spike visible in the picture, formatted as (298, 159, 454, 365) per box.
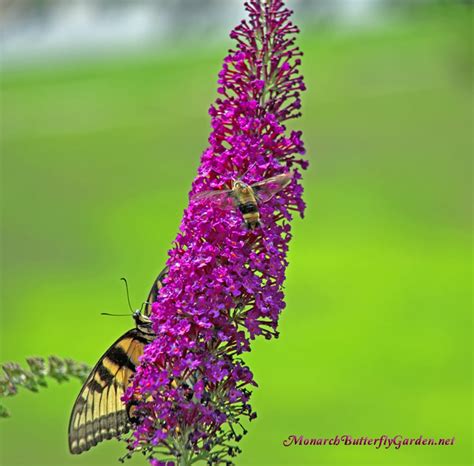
(125, 0, 308, 464)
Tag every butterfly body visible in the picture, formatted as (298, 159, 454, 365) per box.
(132, 309, 155, 340)
(194, 173, 293, 230)
(68, 267, 168, 454)
(233, 180, 260, 229)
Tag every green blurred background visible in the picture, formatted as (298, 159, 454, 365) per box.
(0, 2, 472, 465)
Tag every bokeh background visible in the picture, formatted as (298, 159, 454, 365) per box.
(0, 1, 472, 465)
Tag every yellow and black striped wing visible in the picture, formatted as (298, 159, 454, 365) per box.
(143, 266, 169, 317)
(69, 266, 169, 454)
(68, 329, 147, 454)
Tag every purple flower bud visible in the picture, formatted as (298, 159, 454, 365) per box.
(252, 79, 265, 90)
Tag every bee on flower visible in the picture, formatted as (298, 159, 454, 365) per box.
(193, 172, 293, 229)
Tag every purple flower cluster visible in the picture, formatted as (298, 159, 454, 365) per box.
(124, 1, 307, 463)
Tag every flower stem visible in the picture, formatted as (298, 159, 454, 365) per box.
(0, 356, 90, 418)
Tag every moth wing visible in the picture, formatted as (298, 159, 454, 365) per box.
(68, 329, 146, 454)
(192, 189, 236, 211)
(252, 173, 293, 203)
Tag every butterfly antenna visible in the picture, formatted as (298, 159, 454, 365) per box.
(101, 312, 130, 317)
(120, 277, 134, 313)
(240, 162, 256, 181)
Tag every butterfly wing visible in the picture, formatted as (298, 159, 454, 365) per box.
(68, 329, 147, 454)
(143, 266, 169, 317)
(252, 173, 293, 203)
(192, 189, 236, 211)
